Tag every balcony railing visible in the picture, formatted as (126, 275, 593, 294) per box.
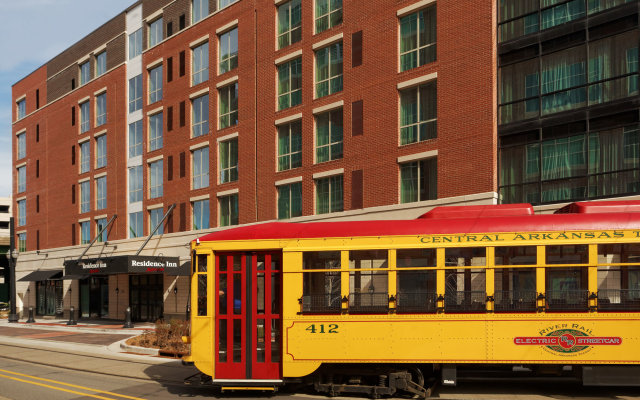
(301, 294, 342, 314)
(598, 289, 640, 311)
(349, 292, 389, 314)
(444, 291, 487, 313)
(494, 290, 537, 312)
(396, 291, 438, 314)
(546, 290, 589, 312)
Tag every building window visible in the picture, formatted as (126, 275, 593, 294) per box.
(193, 0, 209, 23)
(129, 211, 143, 238)
(17, 233, 26, 252)
(149, 160, 163, 199)
(17, 166, 26, 193)
(149, 65, 163, 104)
(192, 94, 209, 137)
(278, 120, 302, 171)
(219, 28, 238, 74)
(192, 42, 209, 86)
(129, 75, 143, 113)
(80, 61, 90, 85)
(129, 166, 143, 203)
(219, 0, 239, 9)
(96, 176, 107, 210)
(278, 58, 302, 110)
(219, 83, 238, 129)
(80, 101, 90, 133)
(96, 218, 108, 242)
(219, 194, 238, 226)
(95, 52, 107, 76)
(193, 147, 210, 189)
(400, 81, 437, 145)
(316, 109, 343, 163)
(315, 42, 343, 98)
(96, 135, 107, 169)
(16, 99, 26, 120)
(149, 112, 163, 151)
(17, 132, 26, 159)
(219, 138, 238, 183)
(400, 7, 437, 72)
(400, 157, 437, 203)
(129, 28, 142, 59)
(500, 125, 640, 205)
(96, 93, 106, 126)
(80, 141, 90, 173)
(277, 0, 302, 49)
(128, 120, 143, 158)
(315, 0, 342, 34)
(80, 221, 91, 244)
(17, 199, 26, 227)
(150, 208, 164, 235)
(149, 17, 163, 47)
(193, 199, 210, 230)
(278, 182, 302, 219)
(316, 174, 343, 214)
(80, 181, 90, 213)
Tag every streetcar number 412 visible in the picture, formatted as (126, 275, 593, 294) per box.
(306, 324, 338, 334)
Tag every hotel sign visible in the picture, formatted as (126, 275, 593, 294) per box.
(65, 255, 182, 275)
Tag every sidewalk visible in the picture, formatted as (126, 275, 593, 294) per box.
(0, 318, 198, 384)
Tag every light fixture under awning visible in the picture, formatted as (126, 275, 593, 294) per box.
(18, 269, 63, 282)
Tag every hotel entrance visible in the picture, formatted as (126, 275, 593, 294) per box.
(129, 274, 163, 322)
(79, 276, 109, 318)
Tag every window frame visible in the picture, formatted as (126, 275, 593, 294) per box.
(399, 80, 437, 145)
(149, 112, 164, 152)
(149, 159, 163, 199)
(219, 138, 238, 184)
(80, 180, 91, 213)
(218, 83, 238, 129)
(192, 94, 210, 137)
(399, 6, 437, 72)
(80, 61, 91, 85)
(278, 57, 302, 110)
(17, 166, 26, 193)
(95, 134, 107, 169)
(129, 75, 143, 113)
(79, 141, 91, 174)
(17, 132, 26, 160)
(80, 220, 91, 245)
(17, 199, 26, 227)
(277, 181, 303, 219)
(192, 147, 210, 189)
(95, 52, 107, 77)
(149, 17, 163, 47)
(129, 211, 143, 238)
(128, 120, 143, 158)
(192, 41, 209, 86)
(80, 101, 90, 133)
(315, 42, 343, 98)
(219, 194, 239, 227)
(96, 176, 107, 210)
(399, 157, 437, 204)
(277, 120, 303, 171)
(277, 0, 302, 49)
(95, 92, 107, 127)
(193, 0, 209, 23)
(315, 0, 343, 34)
(315, 108, 343, 163)
(193, 199, 210, 230)
(149, 207, 164, 235)
(128, 165, 143, 203)
(315, 174, 343, 214)
(149, 65, 164, 104)
(129, 28, 143, 59)
(16, 99, 26, 120)
(219, 28, 238, 75)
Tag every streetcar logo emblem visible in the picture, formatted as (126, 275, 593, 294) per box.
(514, 327, 621, 354)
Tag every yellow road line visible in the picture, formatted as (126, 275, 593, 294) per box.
(0, 373, 117, 400)
(0, 368, 146, 400)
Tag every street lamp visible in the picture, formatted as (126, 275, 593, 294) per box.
(6, 218, 19, 323)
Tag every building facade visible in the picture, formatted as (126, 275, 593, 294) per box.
(12, 0, 501, 321)
(498, 0, 640, 205)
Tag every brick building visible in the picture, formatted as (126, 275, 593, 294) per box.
(14, 0, 635, 321)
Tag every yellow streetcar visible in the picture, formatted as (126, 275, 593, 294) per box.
(183, 200, 640, 397)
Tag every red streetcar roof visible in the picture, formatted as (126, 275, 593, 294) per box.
(418, 204, 534, 219)
(555, 200, 640, 214)
(195, 201, 640, 243)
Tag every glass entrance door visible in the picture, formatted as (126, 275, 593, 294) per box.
(129, 274, 163, 322)
(215, 252, 281, 380)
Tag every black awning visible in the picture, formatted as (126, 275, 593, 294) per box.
(166, 261, 191, 276)
(19, 269, 63, 282)
(64, 255, 182, 276)
(62, 274, 89, 280)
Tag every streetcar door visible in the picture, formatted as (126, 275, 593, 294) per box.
(215, 252, 281, 380)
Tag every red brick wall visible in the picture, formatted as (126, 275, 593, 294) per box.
(13, 0, 498, 251)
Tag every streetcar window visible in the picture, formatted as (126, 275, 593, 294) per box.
(197, 275, 207, 316)
(494, 268, 536, 312)
(349, 250, 389, 313)
(444, 268, 486, 313)
(445, 247, 486, 266)
(302, 252, 341, 313)
(197, 254, 207, 272)
(598, 266, 640, 311)
(598, 244, 640, 264)
(545, 267, 588, 312)
(397, 249, 436, 268)
(546, 245, 588, 264)
(495, 246, 536, 265)
(396, 249, 437, 313)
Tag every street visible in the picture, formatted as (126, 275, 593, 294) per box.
(0, 354, 639, 400)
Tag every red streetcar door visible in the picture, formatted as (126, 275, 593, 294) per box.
(214, 252, 281, 380)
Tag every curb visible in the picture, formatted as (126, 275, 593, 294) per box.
(119, 338, 160, 356)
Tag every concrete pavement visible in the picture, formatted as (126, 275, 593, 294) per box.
(0, 319, 198, 385)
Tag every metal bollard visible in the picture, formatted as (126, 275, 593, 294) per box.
(26, 307, 35, 323)
(67, 306, 77, 326)
(123, 306, 134, 329)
